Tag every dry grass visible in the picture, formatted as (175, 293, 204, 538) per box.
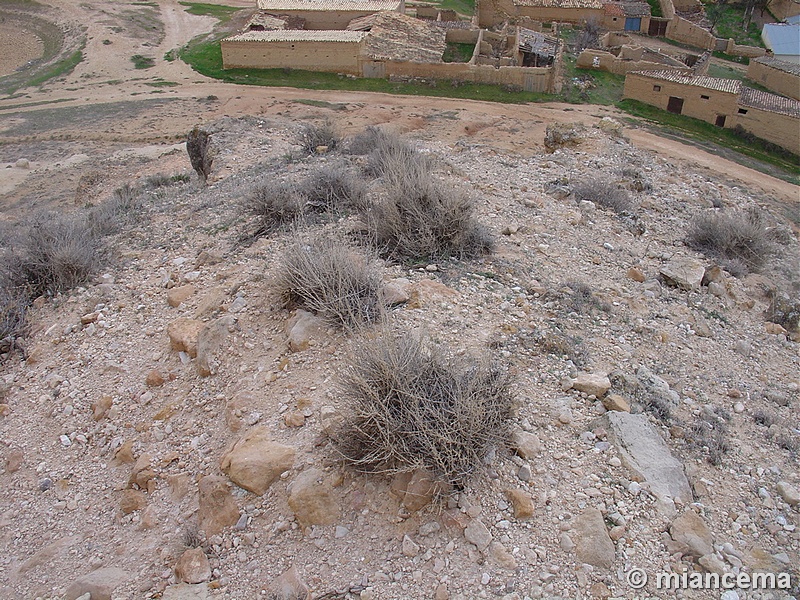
(344, 125, 384, 156)
(300, 163, 367, 213)
(87, 184, 144, 237)
(364, 129, 432, 190)
(299, 120, 339, 154)
(686, 208, 774, 275)
(247, 182, 304, 237)
(8, 212, 102, 297)
(0, 277, 28, 349)
(277, 237, 383, 330)
(334, 333, 513, 487)
(573, 179, 635, 215)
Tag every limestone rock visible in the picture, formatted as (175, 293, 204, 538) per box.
(267, 566, 310, 600)
(167, 318, 204, 358)
(660, 256, 705, 290)
(162, 583, 211, 600)
(627, 267, 646, 283)
(63, 567, 130, 600)
(776, 481, 800, 506)
(175, 548, 211, 584)
(198, 475, 239, 536)
(128, 452, 154, 489)
(511, 430, 542, 459)
(599, 411, 692, 503)
(571, 373, 611, 397)
(573, 507, 615, 569)
(168, 285, 196, 308)
(602, 394, 630, 412)
(400, 468, 441, 512)
(197, 315, 235, 377)
(698, 553, 727, 574)
(119, 489, 146, 514)
(402, 535, 420, 557)
(488, 541, 517, 570)
(505, 488, 535, 519)
(381, 278, 412, 306)
(91, 395, 113, 421)
(145, 370, 166, 387)
(463, 519, 492, 551)
(220, 427, 295, 495)
(669, 510, 714, 559)
(287, 468, 339, 527)
(287, 309, 327, 353)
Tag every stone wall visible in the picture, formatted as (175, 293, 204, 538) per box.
(378, 59, 556, 92)
(577, 48, 690, 74)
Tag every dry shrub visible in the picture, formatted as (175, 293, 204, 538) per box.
(300, 164, 367, 213)
(248, 182, 304, 236)
(562, 281, 611, 313)
(334, 333, 513, 487)
(687, 407, 732, 466)
(300, 120, 339, 154)
(344, 125, 384, 155)
(0, 277, 27, 349)
(187, 126, 212, 183)
(686, 208, 773, 275)
(277, 237, 382, 330)
(573, 179, 635, 215)
(87, 184, 143, 237)
(544, 123, 585, 152)
(11, 212, 102, 296)
(364, 129, 433, 189)
(366, 181, 492, 260)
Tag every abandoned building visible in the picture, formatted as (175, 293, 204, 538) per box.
(577, 31, 708, 74)
(221, 7, 562, 92)
(254, 0, 404, 30)
(747, 56, 800, 101)
(623, 70, 800, 155)
(476, 0, 651, 32)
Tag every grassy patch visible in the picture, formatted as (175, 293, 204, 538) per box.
(712, 50, 750, 65)
(178, 1, 241, 23)
(646, 0, 663, 17)
(442, 42, 474, 63)
(292, 98, 349, 110)
(705, 1, 764, 47)
(561, 56, 625, 105)
(131, 54, 156, 69)
(26, 46, 84, 89)
(426, 0, 475, 16)
(618, 99, 800, 183)
(180, 36, 552, 103)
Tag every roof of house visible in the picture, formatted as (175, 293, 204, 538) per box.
(630, 70, 743, 93)
(752, 55, 800, 76)
(603, 1, 651, 17)
(246, 12, 288, 31)
(513, 0, 604, 9)
(356, 12, 447, 62)
(739, 87, 800, 117)
(518, 28, 559, 57)
(223, 30, 368, 43)
(257, 0, 402, 11)
(761, 23, 800, 56)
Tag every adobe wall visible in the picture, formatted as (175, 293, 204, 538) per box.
(445, 29, 481, 44)
(379, 60, 556, 92)
(672, 0, 701, 10)
(623, 73, 739, 121)
(722, 40, 766, 58)
(730, 107, 800, 155)
(602, 14, 650, 33)
(577, 48, 690, 74)
(769, 0, 800, 21)
(747, 61, 800, 100)
(666, 15, 715, 49)
(476, 0, 603, 26)
(221, 39, 362, 74)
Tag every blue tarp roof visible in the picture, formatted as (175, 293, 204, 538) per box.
(761, 23, 800, 56)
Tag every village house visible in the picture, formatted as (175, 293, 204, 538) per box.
(476, 0, 652, 32)
(623, 70, 800, 155)
(746, 56, 800, 101)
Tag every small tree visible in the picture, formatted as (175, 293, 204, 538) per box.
(186, 126, 212, 183)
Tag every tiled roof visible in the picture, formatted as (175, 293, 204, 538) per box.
(752, 56, 800, 77)
(630, 70, 743, 93)
(514, 0, 604, 9)
(518, 28, 559, 57)
(257, 0, 402, 10)
(359, 11, 446, 62)
(739, 87, 800, 117)
(604, 1, 650, 16)
(223, 30, 368, 42)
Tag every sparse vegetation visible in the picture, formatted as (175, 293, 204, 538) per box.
(334, 333, 513, 487)
(442, 42, 474, 63)
(299, 121, 339, 154)
(277, 237, 383, 330)
(562, 281, 612, 314)
(0, 279, 28, 349)
(130, 54, 156, 69)
(300, 164, 367, 213)
(344, 126, 385, 156)
(572, 179, 635, 215)
(688, 409, 732, 466)
(247, 182, 304, 237)
(686, 208, 774, 275)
